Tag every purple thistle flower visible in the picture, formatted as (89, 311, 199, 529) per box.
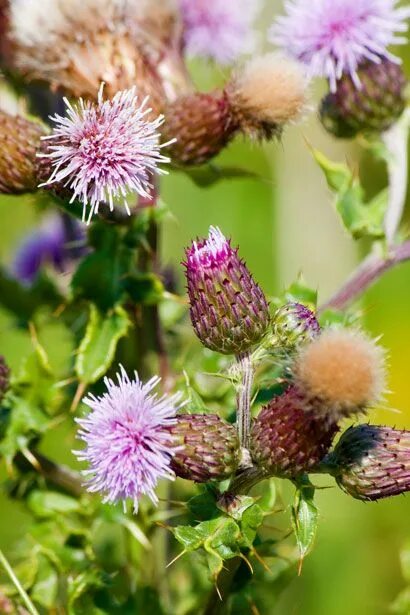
(11, 215, 85, 285)
(180, 0, 261, 65)
(270, 0, 410, 92)
(39, 86, 171, 223)
(75, 367, 184, 512)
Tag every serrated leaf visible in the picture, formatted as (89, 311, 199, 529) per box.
(0, 397, 49, 464)
(217, 495, 255, 521)
(75, 304, 130, 385)
(291, 480, 318, 571)
(240, 504, 264, 548)
(187, 490, 219, 521)
(313, 148, 386, 239)
(27, 491, 80, 518)
(172, 525, 204, 552)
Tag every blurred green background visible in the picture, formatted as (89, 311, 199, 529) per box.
(1, 34, 410, 615)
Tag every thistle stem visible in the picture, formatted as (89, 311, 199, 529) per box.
(383, 109, 410, 246)
(235, 353, 254, 451)
(20, 449, 83, 497)
(319, 239, 410, 312)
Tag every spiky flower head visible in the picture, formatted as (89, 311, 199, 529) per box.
(325, 424, 410, 501)
(169, 414, 239, 482)
(12, 215, 85, 285)
(273, 302, 320, 347)
(320, 58, 407, 138)
(38, 87, 170, 223)
(180, 0, 261, 65)
(163, 54, 308, 166)
(251, 386, 339, 479)
(270, 0, 410, 92)
(292, 328, 386, 420)
(75, 367, 183, 512)
(184, 226, 270, 355)
(0, 109, 45, 194)
(0, 356, 10, 402)
(9, 0, 167, 107)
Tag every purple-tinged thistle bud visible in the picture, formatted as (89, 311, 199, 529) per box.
(325, 424, 410, 501)
(163, 54, 307, 166)
(168, 414, 239, 482)
(320, 60, 407, 139)
(273, 302, 320, 347)
(0, 110, 45, 194)
(0, 356, 10, 402)
(251, 386, 339, 479)
(184, 227, 270, 355)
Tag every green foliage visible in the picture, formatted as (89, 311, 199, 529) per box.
(312, 148, 387, 239)
(291, 479, 318, 571)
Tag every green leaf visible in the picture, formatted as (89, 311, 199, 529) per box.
(0, 398, 49, 465)
(312, 148, 386, 239)
(30, 556, 58, 609)
(291, 479, 318, 571)
(277, 276, 318, 308)
(240, 504, 264, 548)
(27, 491, 80, 519)
(75, 304, 130, 385)
(187, 489, 219, 521)
(172, 526, 205, 552)
(0, 268, 62, 324)
(124, 273, 164, 305)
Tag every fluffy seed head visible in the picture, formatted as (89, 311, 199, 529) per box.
(270, 0, 410, 92)
(326, 424, 410, 501)
(9, 0, 167, 106)
(226, 53, 309, 138)
(180, 0, 261, 65)
(293, 328, 386, 419)
(75, 367, 183, 512)
(184, 226, 270, 355)
(39, 87, 170, 223)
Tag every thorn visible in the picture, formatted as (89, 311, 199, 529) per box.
(251, 549, 271, 574)
(298, 556, 304, 576)
(215, 581, 223, 602)
(166, 550, 186, 568)
(239, 553, 254, 575)
(71, 381, 86, 412)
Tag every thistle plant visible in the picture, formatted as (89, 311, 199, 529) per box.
(0, 1, 409, 614)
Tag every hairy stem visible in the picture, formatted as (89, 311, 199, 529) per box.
(235, 353, 254, 451)
(20, 449, 83, 497)
(319, 240, 410, 312)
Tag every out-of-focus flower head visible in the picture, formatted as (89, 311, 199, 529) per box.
(39, 86, 171, 223)
(270, 0, 410, 91)
(12, 215, 85, 285)
(75, 367, 184, 512)
(180, 0, 261, 65)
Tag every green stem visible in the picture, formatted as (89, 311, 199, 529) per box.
(0, 549, 39, 615)
(235, 353, 254, 452)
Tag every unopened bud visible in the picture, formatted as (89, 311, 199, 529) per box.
(251, 386, 339, 478)
(0, 110, 45, 194)
(273, 302, 320, 347)
(320, 59, 407, 139)
(325, 424, 410, 501)
(184, 226, 270, 355)
(168, 414, 239, 482)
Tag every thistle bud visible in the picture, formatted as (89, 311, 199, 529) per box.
(320, 59, 407, 139)
(273, 302, 320, 347)
(168, 414, 239, 482)
(0, 110, 45, 194)
(325, 424, 410, 501)
(292, 328, 386, 421)
(164, 54, 308, 166)
(0, 356, 10, 402)
(251, 386, 339, 478)
(184, 227, 270, 355)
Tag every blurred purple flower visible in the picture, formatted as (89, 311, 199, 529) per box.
(39, 87, 170, 223)
(270, 0, 410, 91)
(180, 0, 261, 65)
(12, 215, 84, 285)
(75, 367, 184, 512)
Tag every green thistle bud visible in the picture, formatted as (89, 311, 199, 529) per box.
(168, 414, 239, 482)
(251, 386, 339, 479)
(0, 110, 45, 194)
(0, 356, 9, 402)
(325, 424, 410, 502)
(320, 59, 407, 139)
(184, 227, 270, 355)
(273, 302, 320, 347)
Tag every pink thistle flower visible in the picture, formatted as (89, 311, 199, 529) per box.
(75, 367, 184, 512)
(270, 0, 410, 92)
(39, 86, 171, 223)
(180, 0, 261, 65)
(184, 226, 270, 355)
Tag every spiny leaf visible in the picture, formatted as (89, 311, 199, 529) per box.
(291, 479, 318, 573)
